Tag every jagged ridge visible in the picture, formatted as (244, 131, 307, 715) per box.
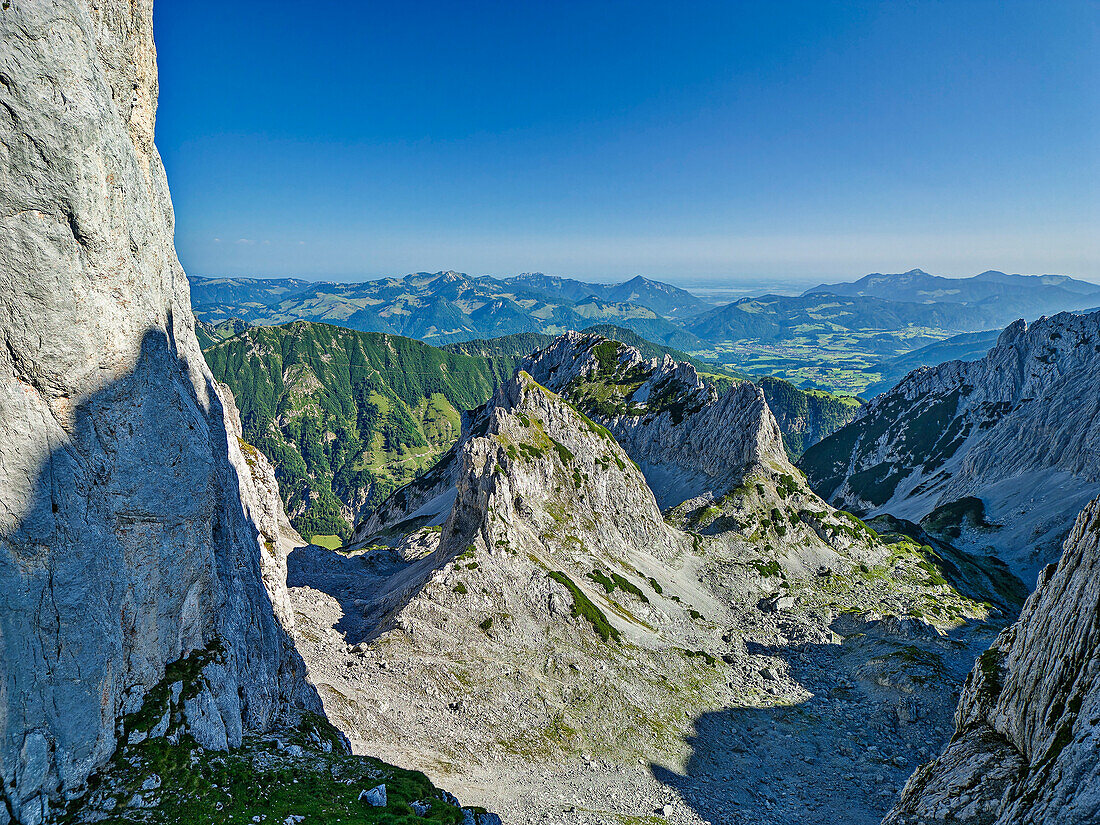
(801, 310, 1100, 583)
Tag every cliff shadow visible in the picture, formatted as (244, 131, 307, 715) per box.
(648, 616, 999, 825)
(0, 326, 322, 810)
(286, 539, 445, 645)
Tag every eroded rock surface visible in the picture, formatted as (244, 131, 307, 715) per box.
(0, 1, 313, 816)
(801, 311, 1100, 583)
(884, 494, 1100, 825)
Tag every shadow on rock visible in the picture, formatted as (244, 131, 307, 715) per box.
(287, 540, 442, 645)
(0, 327, 323, 814)
(650, 614, 1004, 825)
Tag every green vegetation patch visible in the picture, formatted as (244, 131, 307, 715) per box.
(72, 728, 469, 824)
(550, 438, 575, 465)
(203, 321, 519, 540)
(549, 571, 620, 643)
(587, 569, 650, 604)
(675, 648, 718, 667)
(921, 496, 998, 539)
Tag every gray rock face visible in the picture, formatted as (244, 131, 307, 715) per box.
(294, 345, 1016, 822)
(523, 331, 789, 508)
(800, 311, 1100, 583)
(883, 494, 1100, 824)
(0, 0, 314, 813)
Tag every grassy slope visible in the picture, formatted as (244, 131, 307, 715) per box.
(203, 321, 519, 540)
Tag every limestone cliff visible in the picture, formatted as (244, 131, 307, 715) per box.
(0, 1, 313, 820)
(800, 311, 1100, 583)
(883, 494, 1100, 824)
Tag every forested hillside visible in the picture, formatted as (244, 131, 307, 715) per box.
(758, 376, 861, 455)
(203, 321, 519, 540)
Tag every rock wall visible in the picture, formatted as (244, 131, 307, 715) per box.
(800, 311, 1100, 582)
(523, 331, 790, 509)
(883, 494, 1100, 824)
(0, 1, 314, 820)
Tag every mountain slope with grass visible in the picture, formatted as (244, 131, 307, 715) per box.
(203, 321, 520, 541)
(296, 340, 1022, 823)
(800, 310, 1100, 584)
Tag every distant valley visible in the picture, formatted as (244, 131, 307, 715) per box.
(190, 268, 1100, 396)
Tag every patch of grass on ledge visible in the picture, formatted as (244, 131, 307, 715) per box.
(549, 571, 621, 643)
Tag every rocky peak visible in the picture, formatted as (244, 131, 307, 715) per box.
(523, 331, 788, 508)
(444, 370, 688, 566)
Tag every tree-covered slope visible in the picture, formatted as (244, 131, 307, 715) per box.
(758, 376, 861, 456)
(441, 331, 556, 359)
(203, 321, 520, 540)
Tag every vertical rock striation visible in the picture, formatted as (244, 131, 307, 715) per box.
(0, 1, 314, 819)
(800, 311, 1100, 582)
(883, 494, 1100, 824)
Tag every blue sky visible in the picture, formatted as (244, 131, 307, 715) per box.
(154, 1, 1099, 285)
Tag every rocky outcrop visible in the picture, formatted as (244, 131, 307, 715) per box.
(293, 372, 720, 773)
(295, 355, 1019, 822)
(883, 494, 1100, 824)
(800, 311, 1100, 583)
(0, 1, 313, 818)
(523, 331, 789, 508)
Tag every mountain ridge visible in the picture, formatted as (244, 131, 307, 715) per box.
(188, 271, 707, 348)
(800, 310, 1100, 583)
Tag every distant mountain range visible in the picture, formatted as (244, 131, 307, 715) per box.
(689, 292, 982, 346)
(189, 271, 705, 349)
(190, 268, 1100, 396)
(805, 268, 1100, 303)
(804, 268, 1100, 323)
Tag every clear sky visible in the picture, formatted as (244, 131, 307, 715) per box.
(153, 1, 1099, 285)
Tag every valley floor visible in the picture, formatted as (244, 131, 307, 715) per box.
(287, 574, 1001, 825)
